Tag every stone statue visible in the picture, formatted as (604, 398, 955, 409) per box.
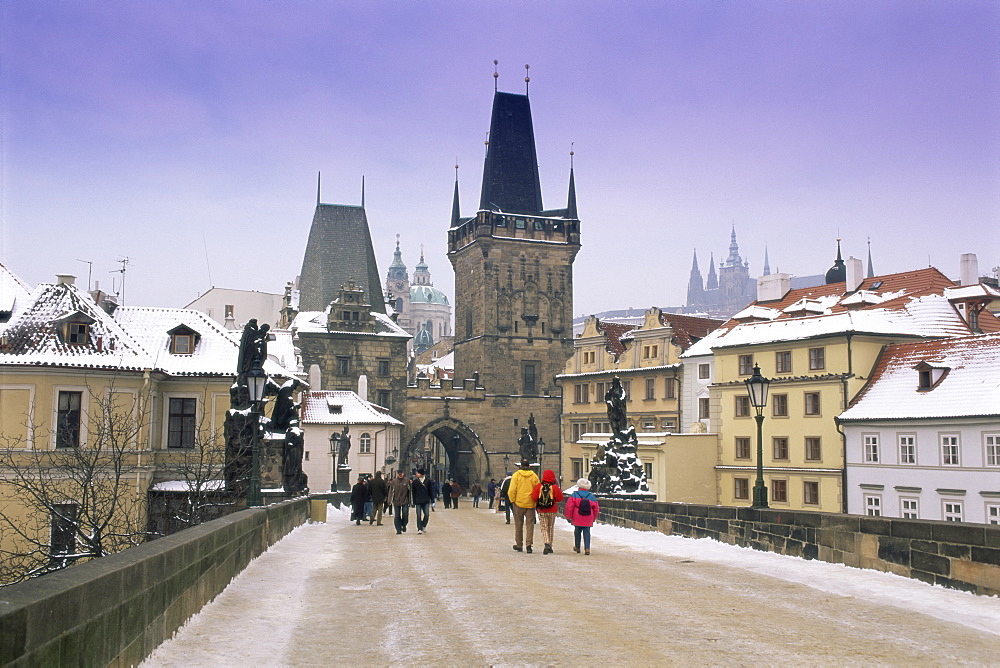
(270, 378, 301, 432)
(518, 426, 537, 463)
(237, 318, 270, 376)
(605, 377, 629, 436)
(337, 425, 352, 467)
(282, 427, 307, 494)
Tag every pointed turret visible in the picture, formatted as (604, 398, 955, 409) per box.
(725, 225, 743, 267)
(451, 171, 462, 228)
(386, 235, 408, 283)
(566, 166, 578, 220)
(867, 239, 875, 278)
(763, 245, 771, 276)
(825, 239, 847, 284)
(479, 91, 543, 214)
(706, 253, 719, 291)
(686, 249, 704, 309)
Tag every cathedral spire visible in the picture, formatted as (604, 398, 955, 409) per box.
(686, 249, 705, 309)
(866, 237, 875, 278)
(566, 147, 578, 219)
(763, 245, 771, 276)
(451, 163, 461, 228)
(706, 252, 719, 290)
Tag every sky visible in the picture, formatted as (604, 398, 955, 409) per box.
(2, 1, 998, 318)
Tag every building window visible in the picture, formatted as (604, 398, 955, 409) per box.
(804, 392, 821, 416)
(808, 347, 825, 370)
(987, 503, 1000, 525)
(865, 495, 882, 516)
(377, 390, 390, 409)
(735, 396, 750, 418)
(596, 381, 607, 398)
(698, 363, 710, 379)
(734, 478, 749, 500)
(941, 434, 960, 466)
(771, 479, 788, 503)
(225, 304, 235, 320)
(901, 498, 919, 519)
(771, 394, 788, 417)
(698, 398, 710, 420)
(864, 434, 879, 463)
(574, 383, 589, 404)
(738, 354, 754, 376)
(168, 398, 197, 448)
(359, 432, 372, 454)
(985, 434, 1000, 467)
(583, 351, 596, 365)
(664, 379, 676, 399)
(661, 419, 676, 433)
(56, 391, 83, 448)
(735, 437, 751, 459)
(644, 462, 653, 481)
(642, 420, 656, 430)
(644, 378, 655, 400)
(805, 437, 822, 461)
(571, 458, 584, 480)
(621, 380, 631, 399)
(171, 333, 193, 354)
(377, 359, 390, 377)
(899, 435, 917, 464)
(336, 356, 350, 375)
(772, 437, 789, 461)
(642, 344, 659, 359)
(593, 422, 610, 434)
(943, 501, 963, 522)
(67, 322, 89, 345)
(775, 351, 792, 374)
(50, 503, 79, 561)
(571, 423, 586, 441)
(803, 481, 820, 505)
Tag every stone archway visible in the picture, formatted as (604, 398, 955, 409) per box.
(403, 417, 489, 489)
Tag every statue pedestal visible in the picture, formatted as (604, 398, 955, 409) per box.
(336, 467, 352, 492)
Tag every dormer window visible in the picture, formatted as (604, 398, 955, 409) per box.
(915, 361, 949, 391)
(167, 325, 200, 355)
(68, 322, 89, 345)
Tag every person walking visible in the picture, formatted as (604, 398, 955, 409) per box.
(412, 468, 433, 534)
(387, 469, 412, 535)
(450, 480, 463, 509)
(363, 478, 374, 523)
(565, 478, 600, 555)
(487, 478, 497, 509)
(441, 480, 453, 509)
(498, 471, 513, 524)
(508, 458, 540, 553)
(369, 471, 388, 526)
(350, 475, 367, 526)
(430, 478, 440, 512)
(531, 469, 564, 554)
(470, 481, 482, 508)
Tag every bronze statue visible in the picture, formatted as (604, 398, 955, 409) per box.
(518, 425, 537, 463)
(605, 377, 629, 436)
(337, 425, 352, 468)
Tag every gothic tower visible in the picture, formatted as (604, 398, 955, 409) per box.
(448, 90, 580, 393)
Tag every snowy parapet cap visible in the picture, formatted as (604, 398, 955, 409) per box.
(731, 305, 782, 322)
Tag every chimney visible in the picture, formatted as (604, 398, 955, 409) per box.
(56, 274, 76, 286)
(845, 256, 864, 292)
(308, 364, 322, 390)
(756, 273, 791, 302)
(358, 374, 369, 401)
(960, 253, 979, 286)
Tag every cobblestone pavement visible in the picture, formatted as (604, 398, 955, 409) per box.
(144, 504, 1000, 666)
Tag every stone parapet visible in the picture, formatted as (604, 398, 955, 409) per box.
(597, 499, 1000, 596)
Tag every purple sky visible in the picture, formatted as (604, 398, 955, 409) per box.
(2, 1, 998, 317)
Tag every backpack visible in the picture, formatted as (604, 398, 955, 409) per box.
(537, 482, 555, 509)
(577, 493, 592, 516)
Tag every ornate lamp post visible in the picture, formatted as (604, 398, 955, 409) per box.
(745, 363, 771, 508)
(503, 453, 510, 472)
(537, 436, 545, 465)
(328, 432, 341, 492)
(246, 357, 267, 507)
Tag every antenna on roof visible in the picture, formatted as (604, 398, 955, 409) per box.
(76, 259, 93, 291)
(524, 64, 530, 95)
(493, 60, 499, 92)
(111, 256, 130, 305)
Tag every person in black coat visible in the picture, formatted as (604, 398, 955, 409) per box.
(350, 476, 367, 526)
(369, 471, 389, 525)
(441, 480, 453, 509)
(411, 469, 433, 533)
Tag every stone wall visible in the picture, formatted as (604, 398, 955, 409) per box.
(598, 499, 1000, 596)
(0, 495, 350, 667)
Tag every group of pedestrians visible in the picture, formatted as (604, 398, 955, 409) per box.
(501, 458, 600, 555)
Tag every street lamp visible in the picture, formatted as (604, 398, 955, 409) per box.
(745, 363, 771, 508)
(503, 453, 510, 471)
(328, 432, 341, 492)
(538, 437, 545, 460)
(246, 356, 267, 507)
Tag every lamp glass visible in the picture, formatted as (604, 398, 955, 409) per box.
(745, 363, 770, 408)
(247, 358, 267, 403)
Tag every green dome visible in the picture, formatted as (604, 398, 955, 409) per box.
(410, 285, 450, 306)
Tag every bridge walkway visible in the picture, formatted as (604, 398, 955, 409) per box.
(144, 503, 1000, 665)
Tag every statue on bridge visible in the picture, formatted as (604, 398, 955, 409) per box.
(518, 414, 538, 463)
(589, 376, 650, 497)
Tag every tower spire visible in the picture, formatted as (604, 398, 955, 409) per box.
(493, 59, 498, 92)
(866, 237, 875, 278)
(451, 162, 461, 228)
(566, 145, 577, 219)
(361, 175, 365, 208)
(524, 63, 530, 96)
(763, 244, 771, 276)
(316, 171, 321, 206)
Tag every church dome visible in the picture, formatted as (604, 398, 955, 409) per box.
(410, 285, 450, 306)
(825, 239, 846, 284)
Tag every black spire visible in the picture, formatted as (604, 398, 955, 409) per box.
(825, 239, 846, 284)
(566, 164, 577, 220)
(479, 91, 543, 215)
(451, 164, 461, 228)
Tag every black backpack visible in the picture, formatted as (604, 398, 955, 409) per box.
(577, 493, 592, 516)
(537, 482, 555, 509)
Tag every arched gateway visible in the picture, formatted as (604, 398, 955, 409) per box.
(403, 417, 489, 489)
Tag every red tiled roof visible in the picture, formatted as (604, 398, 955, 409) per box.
(596, 321, 638, 358)
(659, 313, 724, 351)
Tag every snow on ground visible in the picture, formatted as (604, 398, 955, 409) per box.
(559, 520, 1000, 635)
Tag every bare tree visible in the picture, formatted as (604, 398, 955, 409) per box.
(0, 381, 149, 587)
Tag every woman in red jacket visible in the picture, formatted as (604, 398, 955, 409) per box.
(531, 469, 564, 554)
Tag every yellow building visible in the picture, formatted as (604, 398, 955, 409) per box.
(0, 269, 297, 583)
(557, 307, 721, 499)
(709, 264, 1000, 513)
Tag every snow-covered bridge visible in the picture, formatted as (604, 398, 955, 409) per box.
(142, 504, 1000, 666)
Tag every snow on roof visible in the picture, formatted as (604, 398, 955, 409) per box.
(291, 309, 411, 338)
(0, 262, 31, 315)
(839, 332, 1000, 421)
(944, 284, 1000, 301)
(731, 305, 782, 321)
(300, 390, 403, 426)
